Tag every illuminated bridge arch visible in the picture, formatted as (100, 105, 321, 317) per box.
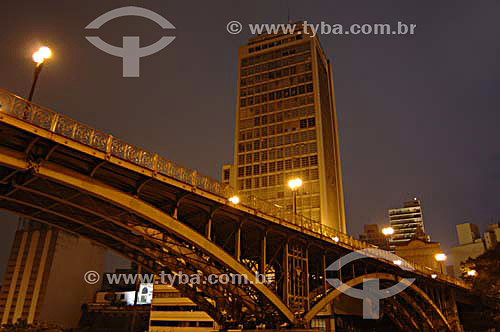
(0, 147, 296, 326)
(304, 272, 452, 331)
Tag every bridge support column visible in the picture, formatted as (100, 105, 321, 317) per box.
(283, 240, 289, 307)
(235, 223, 241, 261)
(205, 217, 212, 240)
(260, 233, 266, 275)
(328, 317, 336, 332)
(322, 254, 327, 295)
(284, 241, 309, 313)
(305, 246, 310, 312)
(444, 289, 464, 332)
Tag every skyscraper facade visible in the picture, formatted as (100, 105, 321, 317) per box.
(0, 219, 105, 327)
(233, 23, 346, 232)
(388, 198, 429, 247)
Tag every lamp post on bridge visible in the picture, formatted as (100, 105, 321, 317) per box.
(28, 46, 52, 101)
(435, 253, 447, 274)
(381, 226, 394, 251)
(287, 177, 303, 216)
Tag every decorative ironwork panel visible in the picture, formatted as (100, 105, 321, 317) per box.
(111, 138, 127, 159)
(91, 131, 109, 152)
(0, 92, 15, 114)
(55, 116, 76, 138)
(141, 151, 155, 169)
(31, 107, 54, 130)
(126, 144, 141, 164)
(74, 124, 93, 145)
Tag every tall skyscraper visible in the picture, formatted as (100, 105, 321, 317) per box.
(0, 219, 105, 327)
(232, 23, 346, 232)
(388, 198, 429, 247)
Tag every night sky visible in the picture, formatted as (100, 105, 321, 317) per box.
(1, 0, 498, 278)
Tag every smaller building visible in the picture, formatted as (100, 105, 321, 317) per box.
(483, 222, 500, 250)
(80, 302, 150, 332)
(395, 239, 444, 273)
(448, 223, 485, 279)
(388, 198, 430, 248)
(358, 224, 389, 250)
(221, 164, 236, 189)
(79, 265, 153, 332)
(456, 223, 481, 246)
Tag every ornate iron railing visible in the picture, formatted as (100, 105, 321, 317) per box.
(0, 89, 468, 288)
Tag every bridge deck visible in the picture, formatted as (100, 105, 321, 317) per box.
(0, 89, 469, 293)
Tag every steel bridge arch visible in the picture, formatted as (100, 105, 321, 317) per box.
(0, 148, 296, 326)
(303, 272, 451, 331)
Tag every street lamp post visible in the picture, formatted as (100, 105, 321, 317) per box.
(435, 253, 447, 274)
(381, 226, 394, 251)
(381, 227, 394, 236)
(28, 46, 52, 102)
(287, 178, 303, 215)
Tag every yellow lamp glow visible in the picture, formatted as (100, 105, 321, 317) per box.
(33, 46, 52, 64)
(228, 195, 240, 204)
(467, 269, 477, 277)
(382, 227, 394, 236)
(435, 253, 447, 262)
(287, 178, 303, 190)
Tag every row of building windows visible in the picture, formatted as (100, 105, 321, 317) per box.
(389, 207, 421, 215)
(238, 142, 318, 164)
(240, 118, 315, 144)
(240, 96, 314, 121)
(247, 34, 305, 54)
(241, 52, 311, 78)
(240, 72, 313, 97)
(237, 195, 321, 211)
(239, 106, 315, 136)
(242, 41, 310, 68)
(240, 83, 313, 108)
(241, 62, 312, 87)
(390, 214, 422, 221)
(238, 130, 317, 153)
(238, 173, 320, 191)
(238, 156, 319, 177)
